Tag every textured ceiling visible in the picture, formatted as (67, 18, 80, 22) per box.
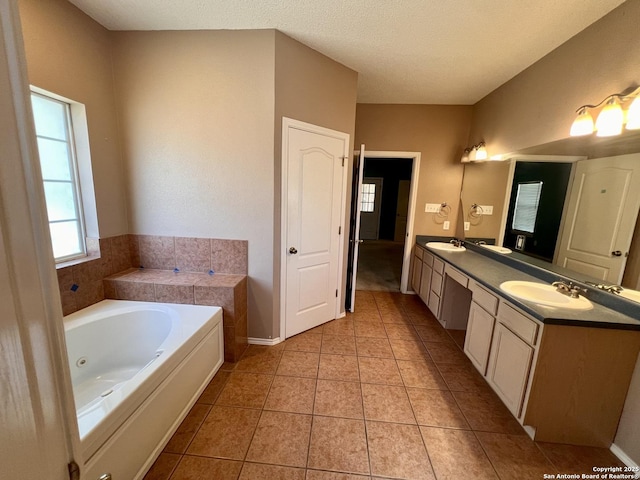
(68, 0, 625, 104)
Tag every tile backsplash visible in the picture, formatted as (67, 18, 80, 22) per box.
(57, 234, 248, 315)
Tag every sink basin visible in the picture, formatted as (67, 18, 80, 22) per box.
(619, 289, 640, 304)
(480, 244, 512, 254)
(426, 242, 466, 252)
(499, 281, 593, 310)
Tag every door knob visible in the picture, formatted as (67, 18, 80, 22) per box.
(612, 251, 622, 257)
(289, 247, 298, 254)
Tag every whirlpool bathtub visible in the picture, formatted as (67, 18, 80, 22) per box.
(64, 299, 223, 479)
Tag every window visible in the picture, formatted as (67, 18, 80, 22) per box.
(512, 181, 543, 234)
(31, 92, 86, 262)
(361, 183, 376, 212)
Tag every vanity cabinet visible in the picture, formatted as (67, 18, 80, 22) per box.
(464, 301, 495, 375)
(411, 246, 423, 294)
(428, 257, 444, 318)
(419, 255, 433, 304)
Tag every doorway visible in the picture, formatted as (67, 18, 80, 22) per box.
(350, 155, 417, 295)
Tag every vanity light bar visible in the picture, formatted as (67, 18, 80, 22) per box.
(570, 86, 640, 137)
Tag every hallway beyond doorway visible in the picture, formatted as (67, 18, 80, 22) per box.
(356, 240, 404, 292)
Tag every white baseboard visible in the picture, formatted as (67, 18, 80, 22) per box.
(610, 443, 640, 478)
(247, 337, 282, 346)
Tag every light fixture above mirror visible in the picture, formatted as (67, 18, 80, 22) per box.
(570, 86, 640, 137)
(461, 141, 488, 163)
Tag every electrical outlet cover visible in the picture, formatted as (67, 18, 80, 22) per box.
(464, 222, 470, 231)
(443, 221, 450, 230)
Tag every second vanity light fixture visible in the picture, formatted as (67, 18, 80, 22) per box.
(570, 86, 640, 137)
(461, 141, 488, 163)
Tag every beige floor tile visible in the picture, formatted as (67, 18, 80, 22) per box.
(397, 358, 448, 389)
(246, 411, 312, 467)
(353, 321, 388, 338)
(216, 372, 273, 409)
(413, 324, 454, 343)
(536, 441, 626, 473)
(143, 452, 181, 480)
(407, 388, 470, 429)
(358, 356, 403, 385)
(170, 456, 242, 480)
(323, 318, 355, 336)
(198, 370, 231, 404)
(318, 354, 360, 381)
(234, 344, 283, 374)
(277, 350, 320, 378)
(361, 383, 415, 424)
(423, 341, 469, 366)
(436, 362, 494, 394)
(366, 421, 434, 480)
(355, 336, 393, 358)
(322, 334, 357, 355)
(379, 308, 412, 325)
(238, 462, 306, 480)
(448, 329, 466, 349)
(307, 416, 370, 475)
(284, 332, 323, 353)
(420, 427, 498, 480)
(264, 375, 316, 414)
(476, 432, 556, 479)
(314, 379, 363, 419)
(452, 390, 525, 434)
(352, 311, 383, 323)
(305, 471, 370, 480)
(388, 337, 429, 360)
(186, 405, 260, 459)
(383, 323, 419, 340)
(164, 403, 211, 453)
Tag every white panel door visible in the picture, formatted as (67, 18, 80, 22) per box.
(349, 144, 366, 312)
(394, 179, 411, 242)
(556, 154, 640, 283)
(284, 122, 348, 338)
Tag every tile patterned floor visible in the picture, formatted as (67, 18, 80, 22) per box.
(144, 291, 625, 480)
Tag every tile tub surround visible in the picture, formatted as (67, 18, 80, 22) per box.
(143, 290, 624, 480)
(104, 268, 248, 362)
(55, 234, 249, 361)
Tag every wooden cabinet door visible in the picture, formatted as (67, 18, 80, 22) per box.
(411, 254, 423, 294)
(464, 302, 495, 375)
(487, 323, 533, 418)
(419, 262, 432, 304)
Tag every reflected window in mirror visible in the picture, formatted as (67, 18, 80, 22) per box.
(361, 183, 376, 212)
(512, 181, 543, 234)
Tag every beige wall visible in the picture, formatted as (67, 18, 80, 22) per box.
(469, 0, 640, 156)
(460, 161, 512, 240)
(355, 104, 473, 241)
(18, 0, 128, 237)
(111, 30, 276, 338)
(274, 31, 358, 335)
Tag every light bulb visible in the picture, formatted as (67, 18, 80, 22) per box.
(475, 143, 487, 161)
(570, 107, 594, 136)
(625, 96, 640, 130)
(596, 97, 624, 137)
(461, 148, 471, 163)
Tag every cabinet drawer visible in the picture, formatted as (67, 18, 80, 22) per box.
(498, 302, 539, 345)
(470, 281, 499, 316)
(422, 250, 434, 267)
(431, 271, 443, 295)
(415, 246, 424, 260)
(433, 257, 444, 274)
(444, 264, 469, 288)
(428, 290, 440, 317)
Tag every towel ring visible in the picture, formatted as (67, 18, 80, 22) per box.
(469, 204, 484, 218)
(438, 202, 451, 217)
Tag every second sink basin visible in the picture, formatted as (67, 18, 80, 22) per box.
(480, 244, 512, 254)
(426, 242, 466, 252)
(500, 280, 593, 310)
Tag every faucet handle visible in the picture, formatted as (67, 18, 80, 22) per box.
(569, 285, 587, 299)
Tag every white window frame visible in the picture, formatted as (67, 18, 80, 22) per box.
(31, 90, 87, 262)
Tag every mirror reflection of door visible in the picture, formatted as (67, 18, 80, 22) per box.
(359, 177, 383, 240)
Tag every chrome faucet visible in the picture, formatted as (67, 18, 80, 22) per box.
(450, 238, 464, 248)
(585, 281, 622, 294)
(475, 240, 487, 245)
(552, 280, 586, 299)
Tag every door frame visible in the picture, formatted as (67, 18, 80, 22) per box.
(280, 117, 350, 339)
(353, 150, 421, 294)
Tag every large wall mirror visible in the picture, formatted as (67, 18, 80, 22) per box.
(459, 130, 640, 303)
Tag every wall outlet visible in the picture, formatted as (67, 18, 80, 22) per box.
(443, 221, 450, 230)
(479, 205, 494, 215)
(464, 222, 470, 231)
(425, 203, 441, 213)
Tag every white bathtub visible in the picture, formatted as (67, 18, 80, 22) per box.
(64, 299, 223, 480)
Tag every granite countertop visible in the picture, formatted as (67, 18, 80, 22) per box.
(415, 239, 640, 331)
